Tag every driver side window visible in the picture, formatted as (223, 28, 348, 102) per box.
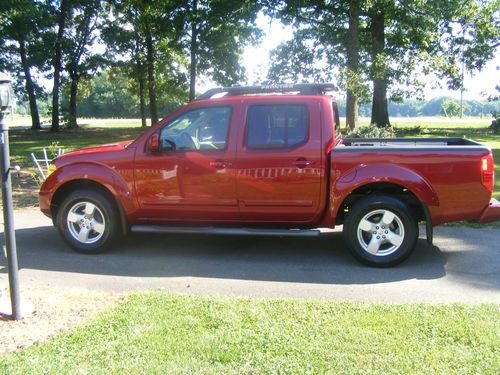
(159, 106, 231, 152)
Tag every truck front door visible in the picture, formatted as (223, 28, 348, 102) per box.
(134, 105, 239, 222)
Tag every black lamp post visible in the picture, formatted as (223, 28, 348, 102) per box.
(0, 72, 22, 320)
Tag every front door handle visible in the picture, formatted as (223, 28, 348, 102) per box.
(293, 158, 313, 168)
(210, 160, 231, 169)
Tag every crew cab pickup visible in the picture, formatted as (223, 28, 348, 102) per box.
(39, 84, 500, 266)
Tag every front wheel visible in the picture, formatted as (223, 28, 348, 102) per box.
(57, 189, 118, 254)
(343, 195, 419, 267)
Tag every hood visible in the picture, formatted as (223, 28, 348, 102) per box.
(52, 140, 133, 165)
(62, 140, 132, 156)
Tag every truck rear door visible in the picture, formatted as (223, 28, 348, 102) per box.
(235, 99, 324, 224)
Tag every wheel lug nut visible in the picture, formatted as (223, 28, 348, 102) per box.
(372, 231, 377, 234)
(376, 236, 380, 239)
(376, 226, 379, 229)
(382, 235, 386, 239)
(385, 230, 388, 234)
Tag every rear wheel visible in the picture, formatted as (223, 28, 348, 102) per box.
(343, 195, 418, 267)
(57, 189, 118, 254)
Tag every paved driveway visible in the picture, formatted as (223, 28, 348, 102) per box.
(1, 208, 499, 303)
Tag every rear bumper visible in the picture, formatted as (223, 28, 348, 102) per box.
(479, 198, 500, 223)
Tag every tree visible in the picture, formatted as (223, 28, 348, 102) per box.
(102, 1, 148, 126)
(434, 0, 500, 91)
(266, 0, 499, 129)
(0, 0, 52, 130)
(104, 0, 188, 126)
(183, 0, 261, 100)
(51, 0, 71, 132)
(266, 0, 367, 129)
(70, 70, 140, 118)
(441, 98, 461, 117)
(63, 0, 105, 128)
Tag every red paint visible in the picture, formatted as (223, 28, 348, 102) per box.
(39, 94, 500, 228)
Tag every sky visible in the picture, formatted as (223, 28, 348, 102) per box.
(239, 15, 500, 101)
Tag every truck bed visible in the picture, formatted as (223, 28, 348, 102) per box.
(339, 137, 484, 149)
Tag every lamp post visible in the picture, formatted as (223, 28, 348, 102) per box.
(0, 72, 21, 320)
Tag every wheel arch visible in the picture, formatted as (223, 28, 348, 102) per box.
(334, 181, 425, 223)
(51, 179, 128, 235)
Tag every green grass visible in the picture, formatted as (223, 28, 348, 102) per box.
(9, 126, 145, 164)
(1, 293, 498, 374)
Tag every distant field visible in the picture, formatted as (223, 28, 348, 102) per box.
(7, 116, 146, 129)
(351, 116, 493, 129)
(8, 115, 495, 130)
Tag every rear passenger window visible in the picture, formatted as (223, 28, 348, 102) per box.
(246, 104, 308, 149)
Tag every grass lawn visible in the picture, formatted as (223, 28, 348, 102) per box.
(1, 293, 498, 374)
(8, 126, 145, 165)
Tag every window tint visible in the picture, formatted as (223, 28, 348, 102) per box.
(246, 104, 308, 149)
(159, 106, 231, 151)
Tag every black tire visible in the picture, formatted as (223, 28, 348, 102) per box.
(57, 189, 118, 254)
(343, 195, 418, 267)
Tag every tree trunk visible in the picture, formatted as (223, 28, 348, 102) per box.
(138, 63, 147, 128)
(145, 25, 158, 126)
(189, 0, 198, 101)
(346, 91, 358, 131)
(370, 10, 390, 127)
(68, 76, 79, 128)
(51, 0, 69, 132)
(135, 35, 147, 127)
(345, 0, 360, 130)
(19, 40, 41, 130)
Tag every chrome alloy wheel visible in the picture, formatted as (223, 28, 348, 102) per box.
(356, 209, 405, 256)
(66, 202, 106, 244)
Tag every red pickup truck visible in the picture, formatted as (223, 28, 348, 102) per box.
(39, 84, 500, 266)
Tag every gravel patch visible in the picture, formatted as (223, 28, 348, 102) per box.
(0, 287, 122, 353)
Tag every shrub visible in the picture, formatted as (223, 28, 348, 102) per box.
(343, 124, 396, 138)
(490, 118, 500, 134)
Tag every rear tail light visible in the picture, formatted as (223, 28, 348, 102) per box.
(481, 152, 495, 193)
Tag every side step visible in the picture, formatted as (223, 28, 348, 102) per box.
(130, 225, 334, 237)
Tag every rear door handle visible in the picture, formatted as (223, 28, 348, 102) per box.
(293, 159, 313, 168)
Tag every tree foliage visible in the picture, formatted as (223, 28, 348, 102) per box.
(0, 0, 498, 132)
(183, 0, 262, 100)
(63, 0, 107, 128)
(266, 0, 500, 128)
(0, 0, 53, 129)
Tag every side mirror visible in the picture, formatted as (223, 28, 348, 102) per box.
(147, 133, 160, 153)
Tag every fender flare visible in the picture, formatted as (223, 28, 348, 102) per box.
(47, 162, 137, 231)
(330, 163, 441, 228)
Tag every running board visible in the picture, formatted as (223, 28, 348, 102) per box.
(130, 225, 329, 237)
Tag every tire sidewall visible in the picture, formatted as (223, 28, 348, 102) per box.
(344, 195, 418, 267)
(57, 189, 117, 254)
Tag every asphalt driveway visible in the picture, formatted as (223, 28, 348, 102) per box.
(1, 208, 499, 303)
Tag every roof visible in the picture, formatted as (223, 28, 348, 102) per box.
(194, 83, 337, 101)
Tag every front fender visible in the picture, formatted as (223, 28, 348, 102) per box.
(329, 163, 441, 224)
(39, 161, 137, 217)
